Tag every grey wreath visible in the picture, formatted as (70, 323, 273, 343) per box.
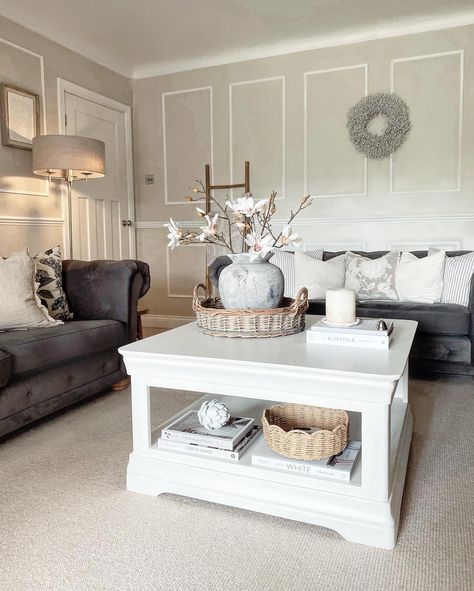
(346, 92, 410, 160)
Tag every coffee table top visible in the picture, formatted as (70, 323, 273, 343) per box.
(120, 316, 417, 381)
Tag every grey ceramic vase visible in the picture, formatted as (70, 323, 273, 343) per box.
(218, 253, 284, 309)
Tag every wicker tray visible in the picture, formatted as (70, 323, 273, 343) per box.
(262, 403, 349, 460)
(192, 284, 308, 338)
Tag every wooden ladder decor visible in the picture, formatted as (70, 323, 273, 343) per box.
(202, 161, 250, 288)
(203, 161, 250, 214)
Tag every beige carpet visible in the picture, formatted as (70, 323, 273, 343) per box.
(1, 379, 473, 591)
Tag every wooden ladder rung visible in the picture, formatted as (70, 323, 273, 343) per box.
(210, 183, 245, 190)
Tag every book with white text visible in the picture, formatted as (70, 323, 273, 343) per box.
(157, 425, 262, 461)
(162, 410, 255, 450)
(306, 329, 391, 349)
(311, 318, 394, 336)
(251, 437, 361, 482)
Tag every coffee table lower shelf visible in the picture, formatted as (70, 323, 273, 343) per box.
(127, 394, 412, 549)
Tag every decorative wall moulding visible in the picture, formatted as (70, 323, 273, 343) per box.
(389, 50, 464, 194)
(305, 242, 367, 252)
(141, 314, 195, 329)
(304, 64, 368, 198)
(136, 213, 474, 229)
(0, 37, 47, 130)
(135, 220, 201, 229)
(0, 36, 48, 197)
(162, 86, 214, 205)
(0, 216, 64, 226)
(166, 240, 207, 299)
(389, 240, 462, 251)
(285, 213, 474, 226)
(229, 76, 285, 201)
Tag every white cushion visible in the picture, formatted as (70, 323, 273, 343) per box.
(295, 252, 345, 299)
(345, 251, 400, 301)
(396, 251, 445, 304)
(0, 250, 62, 331)
(429, 249, 474, 307)
(271, 249, 323, 298)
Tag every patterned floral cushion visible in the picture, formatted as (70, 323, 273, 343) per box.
(345, 251, 400, 301)
(33, 246, 73, 321)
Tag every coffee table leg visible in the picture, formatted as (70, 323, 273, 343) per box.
(361, 402, 390, 501)
(394, 362, 409, 403)
(131, 376, 151, 452)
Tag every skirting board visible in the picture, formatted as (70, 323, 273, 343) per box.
(141, 314, 194, 330)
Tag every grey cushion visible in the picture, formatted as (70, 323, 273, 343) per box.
(0, 350, 10, 388)
(0, 320, 126, 380)
(307, 300, 470, 336)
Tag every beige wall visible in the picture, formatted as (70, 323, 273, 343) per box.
(133, 24, 474, 320)
(0, 15, 131, 256)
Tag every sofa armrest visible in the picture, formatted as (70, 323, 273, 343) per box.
(62, 260, 150, 343)
(469, 273, 474, 365)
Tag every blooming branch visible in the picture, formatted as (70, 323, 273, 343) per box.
(167, 184, 314, 258)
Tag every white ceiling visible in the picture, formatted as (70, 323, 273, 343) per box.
(0, 0, 473, 79)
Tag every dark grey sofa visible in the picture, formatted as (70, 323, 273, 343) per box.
(0, 259, 150, 438)
(209, 250, 474, 378)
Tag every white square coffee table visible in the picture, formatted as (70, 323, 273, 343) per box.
(119, 316, 417, 549)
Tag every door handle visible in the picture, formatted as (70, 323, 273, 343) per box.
(122, 219, 132, 226)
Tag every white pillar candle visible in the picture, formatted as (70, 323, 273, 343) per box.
(325, 288, 356, 325)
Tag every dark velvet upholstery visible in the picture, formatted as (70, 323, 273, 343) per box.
(0, 320, 126, 380)
(0, 259, 150, 438)
(0, 351, 10, 388)
(0, 351, 122, 428)
(63, 259, 150, 343)
(208, 250, 474, 377)
(306, 300, 470, 336)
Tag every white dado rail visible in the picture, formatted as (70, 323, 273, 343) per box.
(0, 216, 64, 226)
(135, 212, 474, 229)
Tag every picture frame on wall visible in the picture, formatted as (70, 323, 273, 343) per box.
(1, 83, 40, 151)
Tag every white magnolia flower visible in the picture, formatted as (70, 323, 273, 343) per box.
(163, 218, 183, 249)
(245, 233, 274, 261)
(199, 213, 219, 242)
(226, 194, 268, 218)
(195, 207, 206, 217)
(280, 225, 302, 248)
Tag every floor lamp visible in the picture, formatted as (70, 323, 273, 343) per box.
(32, 134, 106, 258)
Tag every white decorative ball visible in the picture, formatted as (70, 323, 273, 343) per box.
(198, 399, 231, 431)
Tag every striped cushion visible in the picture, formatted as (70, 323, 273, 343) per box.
(441, 252, 474, 306)
(271, 249, 323, 298)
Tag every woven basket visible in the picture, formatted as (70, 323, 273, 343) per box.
(192, 284, 308, 338)
(262, 403, 349, 460)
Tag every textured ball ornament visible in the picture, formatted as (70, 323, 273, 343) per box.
(198, 399, 231, 431)
(346, 92, 411, 160)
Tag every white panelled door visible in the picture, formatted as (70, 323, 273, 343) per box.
(62, 85, 134, 260)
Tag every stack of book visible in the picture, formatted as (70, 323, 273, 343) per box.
(157, 409, 261, 462)
(252, 438, 361, 482)
(306, 318, 394, 349)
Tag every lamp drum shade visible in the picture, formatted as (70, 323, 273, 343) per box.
(32, 134, 106, 180)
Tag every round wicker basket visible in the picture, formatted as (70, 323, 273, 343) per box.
(192, 284, 308, 338)
(262, 403, 349, 460)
